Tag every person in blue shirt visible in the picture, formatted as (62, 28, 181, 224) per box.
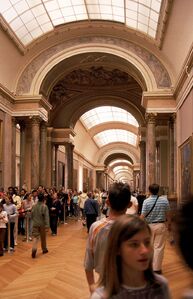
(141, 183, 171, 274)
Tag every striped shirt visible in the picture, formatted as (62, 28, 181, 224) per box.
(84, 217, 114, 274)
(141, 195, 170, 223)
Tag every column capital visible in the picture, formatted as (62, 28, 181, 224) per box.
(31, 116, 41, 126)
(145, 113, 157, 124)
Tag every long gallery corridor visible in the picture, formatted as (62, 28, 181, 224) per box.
(0, 218, 192, 299)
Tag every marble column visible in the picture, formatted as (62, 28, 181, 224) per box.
(133, 170, 137, 191)
(173, 114, 177, 195)
(146, 113, 156, 190)
(55, 145, 59, 187)
(40, 122, 47, 187)
(11, 117, 16, 187)
(168, 114, 176, 195)
(133, 170, 140, 192)
(139, 140, 146, 192)
(78, 163, 83, 191)
(46, 127, 53, 187)
(31, 117, 40, 189)
(19, 120, 26, 190)
(96, 171, 104, 190)
(156, 140, 160, 185)
(51, 144, 56, 187)
(64, 142, 74, 190)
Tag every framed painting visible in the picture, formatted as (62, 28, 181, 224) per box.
(180, 136, 193, 203)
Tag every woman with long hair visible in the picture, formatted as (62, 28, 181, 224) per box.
(91, 214, 171, 299)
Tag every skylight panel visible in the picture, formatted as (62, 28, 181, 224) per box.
(11, 17, 23, 31)
(26, 0, 42, 8)
(109, 159, 132, 166)
(41, 22, 53, 32)
(14, 0, 29, 15)
(113, 166, 129, 172)
(73, 5, 87, 14)
(20, 10, 34, 23)
(31, 5, 45, 17)
(44, 0, 59, 12)
(150, 10, 159, 22)
(93, 129, 137, 147)
(16, 25, 28, 38)
(151, 0, 161, 13)
(87, 4, 100, 14)
(138, 4, 150, 16)
(49, 10, 63, 20)
(3, 6, 17, 22)
(36, 14, 50, 25)
(21, 33, 33, 44)
(81, 106, 139, 130)
(0, 0, 164, 45)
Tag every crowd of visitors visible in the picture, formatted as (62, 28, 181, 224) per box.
(0, 184, 129, 257)
(1, 182, 193, 298)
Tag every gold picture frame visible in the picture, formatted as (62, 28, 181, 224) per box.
(180, 136, 193, 203)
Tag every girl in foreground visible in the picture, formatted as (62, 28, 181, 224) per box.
(91, 214, 171, 299)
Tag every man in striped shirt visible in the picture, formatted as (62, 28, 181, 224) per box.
(84, 182, 131, 294)
(141, 183, 171, 274)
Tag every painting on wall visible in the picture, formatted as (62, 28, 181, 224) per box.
(180, 136, 193, 203)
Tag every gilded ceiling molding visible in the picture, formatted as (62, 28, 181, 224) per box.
(16, 36, 171, 95)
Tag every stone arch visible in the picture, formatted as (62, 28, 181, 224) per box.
(51, 94, 145, 128)
(104, 153, 134, 165)
(110, 162, 133, 173)
(16, 37, 172, 95)
(96, 143, 139, 165)
(89, 122, 138, 138)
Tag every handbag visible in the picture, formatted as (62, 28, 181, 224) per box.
(145, 195, 159, 218)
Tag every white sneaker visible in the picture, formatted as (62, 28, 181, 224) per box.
(14, 242, 18, 246)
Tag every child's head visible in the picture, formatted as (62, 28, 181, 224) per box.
(100, 215, 153, 297)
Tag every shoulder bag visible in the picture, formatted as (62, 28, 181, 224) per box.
(145, 195, 159, 218)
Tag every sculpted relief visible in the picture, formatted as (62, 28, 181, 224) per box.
(63, 67, 131, 86)
(49, 67, 136, 109)
(16, 36, 171, 95)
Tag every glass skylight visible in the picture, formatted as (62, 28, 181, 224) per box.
(0, 0, 163, 46)
(109, 159, 132, 167)
(81, 106, 139, 129)
(113, 165, 130, 173)
(116, 176, 130, 182)
(94, 129, 137, 147)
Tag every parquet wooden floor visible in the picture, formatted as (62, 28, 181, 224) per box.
(0, 218, 192, 299)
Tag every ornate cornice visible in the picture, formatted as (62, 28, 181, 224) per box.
(15, 95, 52, 111)
(142, 90, 176, 113)
(0, 83, 15, 102)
